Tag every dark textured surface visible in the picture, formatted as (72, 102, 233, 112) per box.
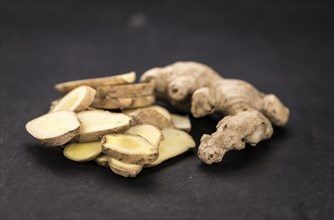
(1, 1, 333, 219)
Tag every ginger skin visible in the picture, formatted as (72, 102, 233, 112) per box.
(140, 61, 289, 165)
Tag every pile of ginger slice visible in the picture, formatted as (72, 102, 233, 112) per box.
(26, 72, 195, 178)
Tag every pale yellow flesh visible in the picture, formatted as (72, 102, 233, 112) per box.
(51, 86, 96, 112)
(95, 154, 109, 167)
(126, 124, 163, 147)
(147, 128, 196, 166)
(171, 114, 191, 131)
(26, 111, 80, 139)
(77, 110, 131, 134)
(54, 72, 136, 93)
(64, 142, 102, 162)
(103, 134, 155, 155)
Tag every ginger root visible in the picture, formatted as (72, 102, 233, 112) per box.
(141, 61, 289, 164)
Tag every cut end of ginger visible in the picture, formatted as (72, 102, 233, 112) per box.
(64, 141, 102, 162)
(25, 111, 80, 146)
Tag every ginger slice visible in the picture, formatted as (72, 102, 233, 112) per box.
(26, 111, 80, 146)
(171, 114, 191, 132)
(126, 124, 163, 147)
(96, 83, 154, 98)
(130, 108, 174, 130)
(50, 86, 96, 112)
(63, 141, 102, 162)
(77, 110, 132, 142)
(54, 72, 136, 93)
(102, 134, 158, 165)
(95, 154, 109, 167)
(91, 95, 155, 110)
(147, 128, 196, 167)
(108, 158, 143, 178)
(123, 105, 172, 120)
(148, 105, 172, 120)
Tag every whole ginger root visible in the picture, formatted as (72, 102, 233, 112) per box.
(140, 61, 289, 165)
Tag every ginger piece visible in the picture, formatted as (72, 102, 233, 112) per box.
(77, 110, 132, 142)
(55, 72, 136, 93)
(130, 108, 174, 130)
(198, 110, 273, 164)
(147, 128, 196, 167)
(25, 111, 80, 146)
(144, 105, 171, 120)
(126, 124, 163, 147)
(91, 95, 155, 110)
(171, 114, 191, 132)
(96, 83, 154, 98)
(140, 61, 289, 164)
(140, 61, 222, 108)
(102, 134, 158, 165)
(122, 105, 172, 120)
(50, 86, 96, 112)
(63, 142, 102, 162)
(108, 158, 143, 178)
(95, 154, 109, 167)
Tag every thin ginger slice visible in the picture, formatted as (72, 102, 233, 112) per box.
(91, 95, 155, 110)
(130, 109, 174, 130)
(171, 114, 191, 132)
(25, 111, 80, 146)
(50, 85, 96, 112)
(77, 110, 132, 142)
(63, 141, 102, 162)
(108, 157, 143, 178)
(96, 83, 154, 98)
(102, 134, 158, 165)
(123, 105, 172, 120)
(95, 154, 109, 167)
(54, 72, 136, 93)
(126, 124, 163, 148)
(147, 128, 196, 166)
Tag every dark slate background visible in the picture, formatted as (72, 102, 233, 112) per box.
(1, 1, 333, 219)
